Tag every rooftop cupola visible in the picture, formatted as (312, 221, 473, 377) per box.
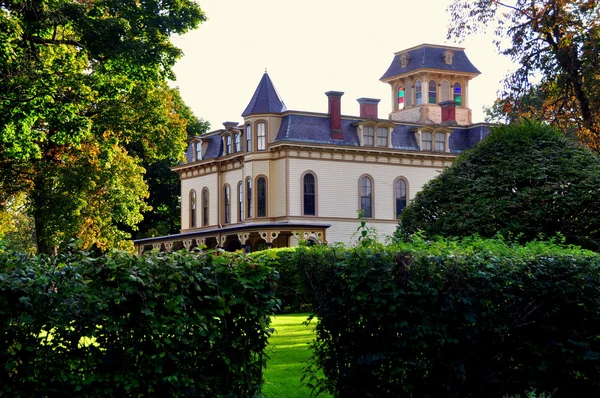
(380, 44, 480, 126)
(241, 71, 287, 117)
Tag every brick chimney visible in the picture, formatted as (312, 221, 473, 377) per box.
(357, 98, 380, 119)
(439, 100, 458, 125)
(325, 91, 344, 140)
(223, 121, 238, 130)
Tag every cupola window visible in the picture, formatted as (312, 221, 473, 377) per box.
(397, 85, 405, 110)
(453, 82, 462, 105)
(415, 80, 423, 105)
(257, 122, 266, 151)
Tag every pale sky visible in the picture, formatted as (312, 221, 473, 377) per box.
(171, 0, 516, 130)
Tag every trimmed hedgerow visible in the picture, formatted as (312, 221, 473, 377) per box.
(298, 236, 600, 397)
(0, 249, 279, 397)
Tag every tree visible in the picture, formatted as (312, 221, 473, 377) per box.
(0, 0, 206, 253)
(397, 121, 600, 250)
(448, 0, 600, 148)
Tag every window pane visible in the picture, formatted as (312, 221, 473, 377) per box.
(226, 136, 232, 155)
(435, 132, 445, 151)
(397, 85, 405, 110)
(246, 125, 251, 152)
(377, 127, 388, 147)
(453, 82, 462, 105)
(257, 122, 266, 151)
(234, 134, 240, 152)
(202, 189, 209, 226)
(395, 180, 407, 218)
(415, 80, 422, 105)
(428, 80, 437, 104)
(246, 179, 252, 218)
(405, 83, 413, 107)
(190, 190, 196, 228)
(257, 177, 267, 217)
(363, 126, 374, 146)
(441, 80, 450, 102)
(195, 142, 201, 161)
(303, 174, 315, 216)
(238, 183, 243, 221)
(360, 177, 372, 218)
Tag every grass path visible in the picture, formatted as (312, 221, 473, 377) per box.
(262, 313, 331, 398)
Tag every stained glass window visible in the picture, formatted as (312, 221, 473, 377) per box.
(453, 82, 462, 105)
(415, 80, 422, 105)
(428, 80, 437, 104)
(397, 85, 405, 110)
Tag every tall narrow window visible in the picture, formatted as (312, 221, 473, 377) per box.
(246, 178, 252, 218)
(428, 80, 437, 104)
(377, 127, 388, 147)
(397, 85, 405, 110)
(195, 142, 202, 161)
(441, 80, 450, 102)
(415, 80, 422, 105)
(422, 132, 433, 151)
(405, 83, 413, 108)
(395, 179, 407, 218)
(224, 185, 230, 224)
(257, 122, 266, 151)
(238, 182, 243, 222)
(363, 126, 374, 146)
(453, 82, 462, 105)
(435, 132, 445, 151)
(190, 190, 196, 228)
(257, 177, 267, 217)
(226, 135, 232, 155)
(234, 133, 240, 152)
(246, 124, 251, 152)
(202, 188, 209, 226)
(303, 173, 316, 216)
(360, 176, 373, 218)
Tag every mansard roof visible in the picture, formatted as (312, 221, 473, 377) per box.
(241, 72, 287, 117)
(380, 44, 481, 81)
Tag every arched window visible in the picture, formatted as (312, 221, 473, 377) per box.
(377, 127, 388, 147)
(190, 190, 196, 228)
(257, 176, 267, 217)
(363, 126, 374, 146)
(234, 133, 240, 152)
(397, 85, 405, 110)
(303, 173, 316, 216)
(434, 132, 445, 151)
(226, 135, 232, 155)
(359, 176, 373, 218)
(246, 178, 252, 218)
(415, 80, 422, 105)
(246, 124, 251, 152)
(428, 80, 437, 104)
(238, 182, 243, 222)
(257, 122, 266, 151)
(453, 82, 462, 105)
(224, 185, 231, 224)
(202, 188, 209, 226)
(422, 132, 433, 151)
(195, 142, 202, 161)
(441, 80, 450, 102)
(395, 179, 407, 218)
(405, 83, 413, 108)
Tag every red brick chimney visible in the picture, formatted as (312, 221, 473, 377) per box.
(357, 98, 380, 119)
(440, 100, 458, 125)
(325, 91, 344, 139)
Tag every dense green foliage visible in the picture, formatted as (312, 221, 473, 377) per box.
(252, 247, 313, 314)
(0, 0, 206, 253)
(448, 0, 600, 148)
(0, 248, 279, 397)
(397, 121, 600, 250)
(299, 237, 600, 397)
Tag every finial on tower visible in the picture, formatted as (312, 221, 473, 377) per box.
(264, 67, 267, 74)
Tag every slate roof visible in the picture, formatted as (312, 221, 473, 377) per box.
(380, 45, 481, 81)
(275, 114, 361, 146)
(241, 72, 287, 117)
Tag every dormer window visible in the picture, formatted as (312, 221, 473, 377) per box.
(400, 53, 410, 68)
(234, 133, 240, 152)
(422, 132, 432, 151)
(434, 132, 445, 151)
(377, 127, 388, 147)
(226, 135, 232, 155)
(418, 129, 450, 152)
(195, 142, 202, 161)
(363, 126, 374, 146)
(443, 50, 454, 65)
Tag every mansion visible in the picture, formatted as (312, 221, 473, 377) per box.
(134, 44, 491, 253)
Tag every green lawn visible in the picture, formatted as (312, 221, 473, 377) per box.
(262, 313, 331, 398)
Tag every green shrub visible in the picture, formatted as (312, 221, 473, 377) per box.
(251, 247, 312, 314)
(299, 237, 600, 397)
(397, 121, 600, 250)
(0, 249, 279, 397)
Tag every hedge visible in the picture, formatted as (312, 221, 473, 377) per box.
(0, 249, 279, 397)
(298, 237, 600, 397)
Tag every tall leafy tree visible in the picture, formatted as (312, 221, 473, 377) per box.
(0, 0, 206, 253)
(448, 0, 600, 148)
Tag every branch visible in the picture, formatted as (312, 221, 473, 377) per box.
(24, 35, 82, 48)
(493, 0, 533, 19)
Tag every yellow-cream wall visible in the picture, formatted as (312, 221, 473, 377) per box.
(181, 172, 218, 230)
(270, 158, 287, 218)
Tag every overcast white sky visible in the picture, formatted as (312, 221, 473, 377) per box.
(171, 0, 516, 130)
